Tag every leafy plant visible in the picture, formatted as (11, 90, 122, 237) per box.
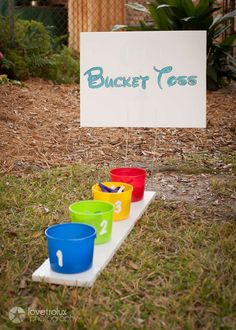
(113, 0, 236, 90)
(3, 49, 30, 79)
(0, 74, 21, 85)
(40, 46, 80, 84)
(0, 16, 80, 83)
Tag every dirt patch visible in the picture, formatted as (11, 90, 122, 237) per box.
(147, 172, 236, 208)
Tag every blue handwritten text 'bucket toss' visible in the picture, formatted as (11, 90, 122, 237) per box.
(83, 66, 197, 90)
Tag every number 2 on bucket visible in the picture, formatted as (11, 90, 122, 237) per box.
(114, 200, 122, 214)
(100, 220, 108, 235)
(56, 250, 63, 267)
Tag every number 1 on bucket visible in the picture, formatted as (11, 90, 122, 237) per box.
(56, 250, 63, 267)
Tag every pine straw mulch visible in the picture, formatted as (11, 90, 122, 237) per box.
(0, 78, 235, 175)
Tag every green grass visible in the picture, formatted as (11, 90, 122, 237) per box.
(211, 178, 236, 198)
(158, 152, 236, 175)
(220, 153, 236, 173)
(0, 165, 236, 329)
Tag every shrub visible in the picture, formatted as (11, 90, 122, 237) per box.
(45, 47, 80, 84)
(0, 16, 79, 83)
(113, 0, 236, 90)
(3, 49, 29, 79)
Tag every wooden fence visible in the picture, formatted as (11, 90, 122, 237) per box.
(68, 0, 125, 52)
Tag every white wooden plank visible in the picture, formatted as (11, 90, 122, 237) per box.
(32, 191, 156, 287)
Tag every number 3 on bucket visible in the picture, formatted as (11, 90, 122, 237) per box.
(115, 200, 122, 214)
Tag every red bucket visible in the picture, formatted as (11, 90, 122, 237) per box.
(110, 167, 146, 202)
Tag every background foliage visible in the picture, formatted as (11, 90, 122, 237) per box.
(113, 0, 236, 90)
(0, 16, 80, 83)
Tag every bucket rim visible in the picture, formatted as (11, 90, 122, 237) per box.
(92, 182, 133, 194)
(110, 167, 147, 178)
(45, 223, 96, 241)
(69, 200, 114, 215)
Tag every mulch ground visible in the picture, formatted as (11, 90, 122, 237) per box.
(0, 78, 235, 175)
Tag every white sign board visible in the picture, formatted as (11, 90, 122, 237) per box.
(80, 31, 206, 128)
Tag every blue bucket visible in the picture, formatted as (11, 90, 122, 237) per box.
(45, 223, 96, 274)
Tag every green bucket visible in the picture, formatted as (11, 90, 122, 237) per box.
(69, 200, 114, 245)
